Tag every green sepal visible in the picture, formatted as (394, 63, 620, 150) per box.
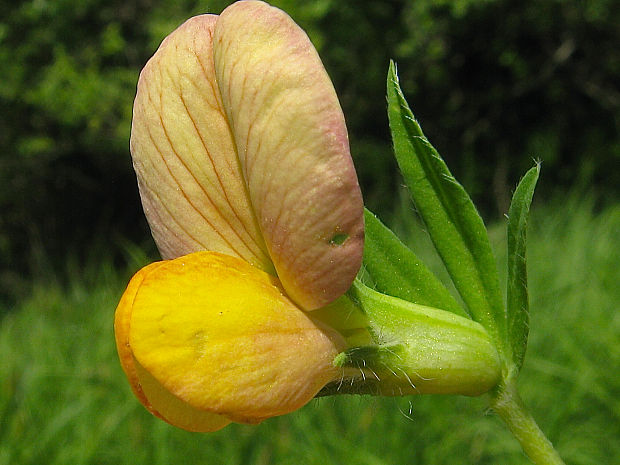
(363, 208, 468, 317)
(386, 60, 506, 358)
(506, 163, 540, 371)
(318, 279, 501, 397)
(323, 344, 405, 396)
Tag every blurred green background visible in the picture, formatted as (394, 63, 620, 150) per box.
(0, 0, 618, 463)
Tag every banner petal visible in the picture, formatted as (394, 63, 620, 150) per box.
(214, 1, 364, 309)
(130, 15, 274, 273)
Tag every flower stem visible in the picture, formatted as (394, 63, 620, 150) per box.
(491, 380, 565, 465)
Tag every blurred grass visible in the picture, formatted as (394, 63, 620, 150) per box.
(1, 195, 618, 465)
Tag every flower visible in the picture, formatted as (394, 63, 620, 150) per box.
(115, 0, 364, 431)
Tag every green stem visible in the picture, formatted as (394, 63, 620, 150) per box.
(491, 380, 565, 465)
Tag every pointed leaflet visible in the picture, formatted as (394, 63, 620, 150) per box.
(507, 164, 540, 371)
(386, 61, 506, 356)
(214, 1, 363, 310)
(363, 209, 467, 317)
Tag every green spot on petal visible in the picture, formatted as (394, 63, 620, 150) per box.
(330, 233, 349, 246)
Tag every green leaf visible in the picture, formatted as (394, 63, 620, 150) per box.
(363, 208, 468, 317)
(386, 60, 506, 356)
(506, 163, 540, 371)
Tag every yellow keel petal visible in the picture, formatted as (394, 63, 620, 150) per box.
(114, 260, 166, 418)
(134, 357, 231, 432)
(125, 251, 345, 424)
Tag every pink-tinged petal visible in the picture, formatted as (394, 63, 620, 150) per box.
(130, 15, 274, 273)
(214, 1, 364, 310)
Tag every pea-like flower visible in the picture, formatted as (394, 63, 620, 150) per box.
(112, 2, 560, 460)
(115, 0, 364, 432)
